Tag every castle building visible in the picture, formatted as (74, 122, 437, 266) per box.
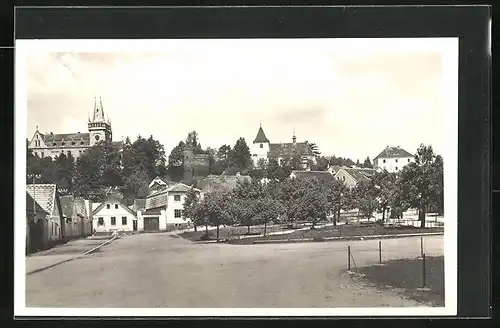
(28, 98, 122, 159)
(250, 124, 317, 169)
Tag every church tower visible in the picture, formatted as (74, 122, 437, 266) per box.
(88, 97, 112, 146)
(251, 123, 270, 166)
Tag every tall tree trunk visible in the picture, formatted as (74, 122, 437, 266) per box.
(194, 224, 197, 232)
(382, 207, 386, 222)
(205, 225, 208, 234)
(419, 205, 426, 228)
(247, 225, 250, 234)
(216, 225, 220, 242)
(264, 220, 267, 236)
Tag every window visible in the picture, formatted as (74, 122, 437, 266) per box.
(53, 143, 57, 146)
(408, 158, 410, 162)
(111, 217, 116, 225)
(98, 217, 104, 226)
(61, 142, 65, 146)
(95, 135, 100, 141)
(80, 141, 85, 145)
(174, 195, 181, 202)
(106, 204, 110, 209)
(342, 176, 345, 181)
(115, 204, 119, 209)
(395, 159, 398, 163)
(260, 143, 263, 148)
(122, 217, 127, 225)
(383, 159, 386, 163)
(79, 150, 82, 154)
(71, 142, 75, 145)
(41, 152, 44, 157)
(67, 151, 71, 156)
(395, 167, 398, 171)
(174, 209, 182, 218)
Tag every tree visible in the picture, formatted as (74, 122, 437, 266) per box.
(356, 159, 360, 166)
(267, 158, 292, 182)
(55, 153, 75, 193)
(182, 187, 200, 232)
(326, 179, 349, 226)
(200, 191, 233, 241)
(291, 177, 329, 228)
(73, 145, 106, 201)
(397, 144, 444, 227)
(371, 170, 397, 221)
(353, 179, 379, 219)
(229, 198, 258, 234)
(185, 130, 203, 154)
(312, 156, 329, 171)
(308, 142, 321, 157)
(363, 157, 373, 168)
(229, 137, 252, 171)
(248, 158, 267, 181)
(255, 196, 285, 236)
(167, 141, 186, 181)
(122, 170, 150, 203)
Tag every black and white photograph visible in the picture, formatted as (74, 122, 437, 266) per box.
(15, 38, 458, 316)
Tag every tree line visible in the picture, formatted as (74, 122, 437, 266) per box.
(183, 144, 444, 241)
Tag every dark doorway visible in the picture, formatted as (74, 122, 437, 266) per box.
(143, 217, 160, 232)
(28, 219, 44, 253)
(133, 220, 138, 232)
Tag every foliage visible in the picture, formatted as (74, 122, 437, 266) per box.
(371, 170, 397, 221)
(266, 158, 292, 182)
(229, 137, 253, 171)
(363, 156, 373, 168)
(352, 179, 379, 218)
(182, 187, 200, 226)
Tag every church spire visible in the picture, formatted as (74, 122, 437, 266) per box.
(92, 96, 105, 122)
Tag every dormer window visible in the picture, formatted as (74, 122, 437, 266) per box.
(383, 159, 386, 163)
(61, 142, 65, 146)
(260, 143, 263, 148)
(80, 141, 85, 145)
(71, 142, 75, 145)
(53, 143, 57, 146)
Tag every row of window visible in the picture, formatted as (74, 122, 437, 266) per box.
(36, 150, 84, 158)
(97, 216, 128, 226)
(381, 158, 411, 164)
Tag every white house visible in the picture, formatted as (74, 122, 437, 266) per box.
(92, 195, 138, 233)
(373, 145, 414, 173)
(138, 182, 201, 232)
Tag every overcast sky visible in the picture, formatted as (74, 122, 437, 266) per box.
(25, 43, 447, 161)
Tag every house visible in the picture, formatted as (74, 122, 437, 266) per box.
(26, 184, 64, 249)
(197, 173, 252, 195)
(373, 145, 414, 173)
(75, 197, 93, 236)
(250, 125, 317, 169)
(334, 167, 376, 188)
(60, 195, 87, 241)
(92, 194, 138, 233)
(139, 182, 202, 232)
(289, 170, 336, 184)
(26, 192, 49, 254)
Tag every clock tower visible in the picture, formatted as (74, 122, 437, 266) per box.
(88, 97, 112, 146)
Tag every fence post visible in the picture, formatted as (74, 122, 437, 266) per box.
(348, 245, 351, 271)
(378, 240, 382, 264)
(422, 253, 426, 288)
(420, 237, 424, 258)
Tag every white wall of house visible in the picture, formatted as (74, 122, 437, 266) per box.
(167, 192, 189, 225)
(251, 142, 270, 166)
(136, 209, 168, 231)
(374, 156, 413, 173)
(93, 202, 136, 232)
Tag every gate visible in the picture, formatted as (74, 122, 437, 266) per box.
(143, 217, 160, 232)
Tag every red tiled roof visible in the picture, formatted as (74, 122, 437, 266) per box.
(268, 142, 314, 158)
(253, 126, 270, 143)
(374, 146, 413, 160)
(26, 184, 57, 215)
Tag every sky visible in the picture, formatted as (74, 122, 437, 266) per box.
(25, 41, 449, 162)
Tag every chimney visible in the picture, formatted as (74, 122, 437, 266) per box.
(292, 130, 297, 144)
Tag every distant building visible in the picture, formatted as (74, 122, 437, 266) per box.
(334, 167, 376, 189)
(28, 97, 123, 159)
(289, 170, 336, 185)
(138, 180, 202, 232)
(250, 125, 317, 170)
(373, 146, 414, 173)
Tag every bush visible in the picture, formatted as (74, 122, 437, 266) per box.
(199, 231, 215, 241)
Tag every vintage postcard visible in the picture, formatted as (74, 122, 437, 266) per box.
(15, 38, 458, 316)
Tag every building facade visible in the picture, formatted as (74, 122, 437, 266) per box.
(373, 146, 414, 173)
(250, 125, 317, 169)
(92, 195, 138, 233)
(28, 98, 120, 159)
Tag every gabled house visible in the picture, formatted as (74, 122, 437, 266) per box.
(59, 195, 84, 241)
(92, 195, 138, 233)
(373, 145, 414, 173)
(74, 197, 92, 236)
(26, 184, 64, 248)
(26, 192, 49, 254)
(334, 167, 376, 189)
(139, 182, 201, 232)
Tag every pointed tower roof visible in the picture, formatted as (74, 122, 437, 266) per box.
(92, 97, 106, 122)
(253, 125, 270, 144)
